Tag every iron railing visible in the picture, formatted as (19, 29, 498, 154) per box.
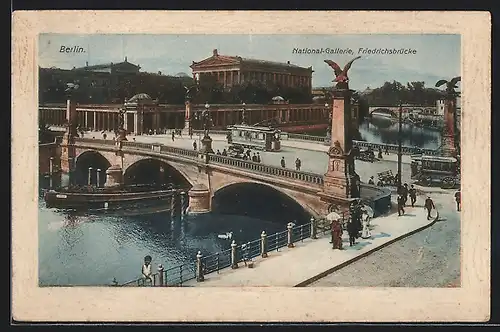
(116, 220, 324, 287)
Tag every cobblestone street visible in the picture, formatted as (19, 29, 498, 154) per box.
(308, 192, 460, 287)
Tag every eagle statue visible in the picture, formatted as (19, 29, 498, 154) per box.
(435, 76, 461, 95)
(324, 56, 361, 89)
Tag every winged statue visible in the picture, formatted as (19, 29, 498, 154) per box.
(184, 85, 199, 101)
(64, 82, 80, 92)
(324, 56, 361, 89)
(435, 76, 461, 94)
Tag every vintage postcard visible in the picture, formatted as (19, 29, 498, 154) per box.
(12, 11, 490, 322)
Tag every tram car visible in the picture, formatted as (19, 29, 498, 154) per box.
(226, 124, 282, 152)
(410, 154, 460, 189)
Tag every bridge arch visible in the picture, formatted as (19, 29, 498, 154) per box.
(212, 181, 312, 225)
(74, 150, 112, 186)
(123, 157, 193, 188)
(370, 107, 396, 118)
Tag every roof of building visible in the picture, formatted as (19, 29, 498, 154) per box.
(191, 49, 313, 72)
(127, 93, 152, 102)
(74, 57, 140, 71)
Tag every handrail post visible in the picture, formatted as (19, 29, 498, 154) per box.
(310, 217, 317, 239)
(196, 251, 204, 282)
(287, 222, 295, 248)
(157, 264, 164, 286)
(260, 231, 268, 258)
(231, 240, 239, 269)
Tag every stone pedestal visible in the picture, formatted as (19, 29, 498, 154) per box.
(104, 165, 123, 188)
(441, 97, 457, 157)
(60, 98, 77, 173)
(187, 184, 211, 214)
(319, 88, 359, 211)
(199, 136, 214, 154)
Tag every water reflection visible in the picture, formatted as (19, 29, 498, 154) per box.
(38, 176, 291, 286)
(359, 116, 441, 149)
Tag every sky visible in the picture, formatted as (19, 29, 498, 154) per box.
(39, 34, 460, 91)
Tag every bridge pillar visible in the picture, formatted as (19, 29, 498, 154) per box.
(183, 101, 192, 135)
(440, 96, 458, 157)
(187, 184, 211, 214)
(104, 165, 123, 188)
(318, 88, 359, 212)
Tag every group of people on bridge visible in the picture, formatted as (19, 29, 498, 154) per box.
(330, 200, 372, 250)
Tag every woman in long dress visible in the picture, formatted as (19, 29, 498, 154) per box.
(361, 213, 372, 239)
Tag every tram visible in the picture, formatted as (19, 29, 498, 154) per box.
(226, 124, 282, 152)
(410, 154, 460, 189)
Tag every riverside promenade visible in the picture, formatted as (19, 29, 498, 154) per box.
(183, 195, 438, 287)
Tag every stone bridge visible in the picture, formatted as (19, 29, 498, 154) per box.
(66, 138, 391, 219)
(368, 105, 437, 118)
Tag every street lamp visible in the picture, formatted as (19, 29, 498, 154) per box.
(241, 102, 247, 125)
(199, 102, 214, 154)
(397, 101, 403, 190)
(324, 102, 331, 145)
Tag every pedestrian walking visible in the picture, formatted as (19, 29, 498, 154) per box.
(385, 146, 389, 155)
(252, 153, 257, 162)
(397, 194, 405, 216)
(409, 184, 417, 207)
(295, 157, 301, 171)
(192, 140, 197, 151)
(171, 131, 175, 142)
(256, 152, 261, 163)
(424, 196, 435, 220)
(141, 255, 153, 286)
(281, 157, 286, 168)
(402, 183, 409, 206)
(216, 149, 221, 155)
(347, 221, 357, 247)
(331, 219, 343, 250)
(222, 148, 227, 156)
(454, 190, 461, 211)
(368, 176, 375, 185)
(378, 147, 383, 159)
(361, 213, 372, 239)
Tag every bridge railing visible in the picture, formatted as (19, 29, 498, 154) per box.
(116, 220, 323, 287)
(207, 154, 324, 185)
(75, 137, 116, 146)
(160, 144, 199, 158)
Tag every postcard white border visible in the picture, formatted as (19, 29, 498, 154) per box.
(12, 11, 491, 322)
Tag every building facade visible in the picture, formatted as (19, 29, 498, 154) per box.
(190, 49, 314, 92)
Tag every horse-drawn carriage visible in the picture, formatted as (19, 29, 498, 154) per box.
(356, 147, 376, 163)
(376, 170, 398, 186)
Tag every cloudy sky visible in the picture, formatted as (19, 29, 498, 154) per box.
(39, 34, 460, 91)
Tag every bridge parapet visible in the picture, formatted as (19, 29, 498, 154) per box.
(207, 154, 324, 185)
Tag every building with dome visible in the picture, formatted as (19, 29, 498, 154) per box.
(123, 93, 160, 134)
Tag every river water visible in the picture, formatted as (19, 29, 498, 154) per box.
(38, 177, 301, 286)
(38, 116, 442, 286)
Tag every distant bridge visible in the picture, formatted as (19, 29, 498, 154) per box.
(368, 105, 438, 118)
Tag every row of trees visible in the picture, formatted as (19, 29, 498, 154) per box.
(360, 80, 445, 107)
(39, 67, 312, 105)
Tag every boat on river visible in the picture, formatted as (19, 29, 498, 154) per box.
(43, 184, 186, 211)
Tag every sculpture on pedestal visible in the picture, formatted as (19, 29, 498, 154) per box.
(116, 107, 128, 144)
(435, 76, 461, 157)
(320, 56, 362, 205)
(64, 82, 80, 138)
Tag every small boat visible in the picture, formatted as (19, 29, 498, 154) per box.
(43, 184, 183, 211)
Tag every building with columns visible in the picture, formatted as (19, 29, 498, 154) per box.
(190, 49, 314, 92)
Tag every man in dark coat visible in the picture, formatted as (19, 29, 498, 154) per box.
(397, 194, 405, 216)
(280, 157, 286, 168)
(347, 221, 357, 247)
(409, 184, 417, 207)
(402, 183, 409, 206)
(424, 196, 435, 220)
